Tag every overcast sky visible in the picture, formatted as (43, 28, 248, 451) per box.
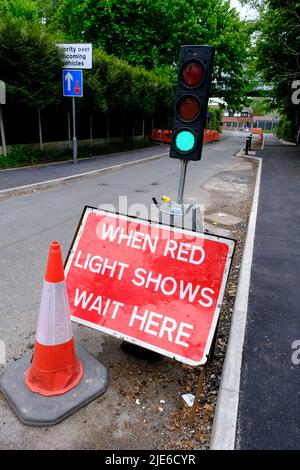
(230, 0, 258, 19)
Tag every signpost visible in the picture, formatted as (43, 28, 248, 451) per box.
(58, 42, 92, 164)
(0, 80, 6, 157)
(62, 69, 83, 164)
(65, 207, 234, 366)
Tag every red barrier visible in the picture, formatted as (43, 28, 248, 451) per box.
(252, 128, 263, 142)
(151, 128, 220, 144)
(151, 129, 172, 143)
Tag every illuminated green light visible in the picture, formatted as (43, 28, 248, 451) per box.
(175, 130, 195, 152)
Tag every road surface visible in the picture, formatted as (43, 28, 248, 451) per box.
(0, 131, 256, 449)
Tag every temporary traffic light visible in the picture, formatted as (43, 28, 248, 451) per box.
(170, 45, 215, 161)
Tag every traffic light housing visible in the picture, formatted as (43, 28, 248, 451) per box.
(170, 45, 215, 161)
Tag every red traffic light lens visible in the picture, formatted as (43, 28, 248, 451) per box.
(181, 60, 204, 87)
(177, 96, 200, 122)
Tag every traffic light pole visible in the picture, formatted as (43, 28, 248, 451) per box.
(72, 97, 77, 164)
(177, 159, 189, 204)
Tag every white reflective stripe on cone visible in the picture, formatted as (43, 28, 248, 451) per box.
(36, 280, 73, 346)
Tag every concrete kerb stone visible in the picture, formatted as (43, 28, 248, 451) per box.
(236, 149, 256, 158)
(210, 156, 262, 450)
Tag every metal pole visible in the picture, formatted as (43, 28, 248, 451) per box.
(67, 112, 71, 149)
(245, 137, 249, 155)
(189, 366, 206, 427)
(0, 104, 7, 157)
(90, 113, 93, 145)
(107, 116, 110, 145)
(72, 97, 77, 164)
(177, 159, 188, 204)
(37, 108, 43, 151)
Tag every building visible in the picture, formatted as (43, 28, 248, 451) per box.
(222, 107, 253, 130)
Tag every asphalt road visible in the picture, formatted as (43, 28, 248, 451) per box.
(0, 131, 253, 449)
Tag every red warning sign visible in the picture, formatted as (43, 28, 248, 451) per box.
(65, 207, 234, 365)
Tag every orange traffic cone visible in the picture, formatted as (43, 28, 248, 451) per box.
(25, 241, 83, 396)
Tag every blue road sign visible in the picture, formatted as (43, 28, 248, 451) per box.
(63, 70, 83, 97)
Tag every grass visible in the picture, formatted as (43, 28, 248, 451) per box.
(0, 138, 154, 169)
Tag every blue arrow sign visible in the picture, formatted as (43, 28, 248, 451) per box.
(63, 70, 83, 97)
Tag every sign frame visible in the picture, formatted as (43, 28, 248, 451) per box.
(57, 43, 93, 70)
(62, 69, 83, 98)
(65, 206, 235, 366)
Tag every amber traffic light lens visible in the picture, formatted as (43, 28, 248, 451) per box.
(177, 96, 200, 122)
(181, 60, 204, 87)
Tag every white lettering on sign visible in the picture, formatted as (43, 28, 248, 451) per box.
(65, 208, 235, 366)
(57, 43, 93, 69)
(128, 306, 194, 348)
(131, 268, 214, 306)
(74, 289, 124, 319)
(97, 222, 205, 263)
(98, 222, 158, 254)
(163, 239, 205, 264)
(74, 250, 129, 280)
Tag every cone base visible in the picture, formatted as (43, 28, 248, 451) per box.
(0, 343, 108, 427)
(25, 338, 84, 397)
(25, 360, 83, 397)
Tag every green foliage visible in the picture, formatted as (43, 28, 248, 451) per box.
(52, 0, 200, 68)
(0, 16, 63, 109)
(84, 49, 174, 117)
(249, 97, 275, 115)
(34, 0, 64, 25)
(0, 0, 40, 21)
(51, 0, 252, 108)
(0, 145, 71, 167)
(250, 1, 300, 136)
(0, 6, 173, 120)
(8, 144, 38, 164)
(0, 0, 256, 134)
(274, 116, 295, 142)
(207, 107, 223, 132)
(0, 139, 153, 168)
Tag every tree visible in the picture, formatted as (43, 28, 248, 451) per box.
(0, 0, 40, 22)
(249, 97, 275, 115)
(0, 16, 63, 148)
(84, 49, 173, 120)
(243, 0, 300, 139)
(52, 0, 252, 107)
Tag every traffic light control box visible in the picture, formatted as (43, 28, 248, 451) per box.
(170, 45, 215, 161)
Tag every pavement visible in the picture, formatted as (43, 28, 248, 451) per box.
(0, 131, 257, 450)
(211, 133, 300, 450)
(0, 145, 168, 191)
(236, 134, 300, 449)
